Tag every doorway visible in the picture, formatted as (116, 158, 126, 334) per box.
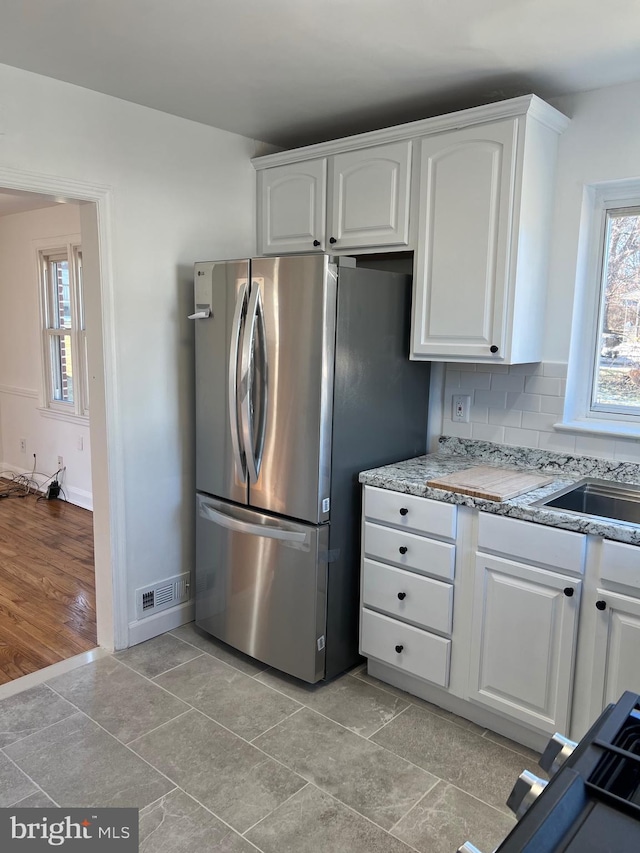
(0, 168, 123, 684)
(0, 191, 97, 683)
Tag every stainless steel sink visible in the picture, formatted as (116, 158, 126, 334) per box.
(532, 478, 640, 526)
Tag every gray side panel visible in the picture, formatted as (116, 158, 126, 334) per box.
(325, 267, 430, 679)
(195, 494, 327, 683)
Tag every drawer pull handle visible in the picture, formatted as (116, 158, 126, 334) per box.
(395, 644, 404, 654)
(399, 546, 408, 555)
(397, 591, 406, 600)
(399, 507, 409, 516)
(563, 587, 574, 597)
(596, 600, 607, 611)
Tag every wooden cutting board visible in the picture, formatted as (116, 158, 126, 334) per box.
(426, 466, 553, 501)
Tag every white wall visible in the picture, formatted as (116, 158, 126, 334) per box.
(0, 203, 94, 506)
(440, 79, 640, 462)
(0, 62, 259, 638)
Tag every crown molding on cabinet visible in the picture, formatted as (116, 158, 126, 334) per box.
(251, 94, 570, 170)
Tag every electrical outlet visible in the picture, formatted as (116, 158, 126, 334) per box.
(77, 436, 84, 452)
(57, 455, 64, 467)
(19, 438, 26, 453)
(452, 394, 471, 423)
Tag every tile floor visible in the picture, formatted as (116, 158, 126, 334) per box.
(0, 623, 544, 853)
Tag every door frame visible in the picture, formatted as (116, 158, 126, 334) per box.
(0, 165, 127, 651)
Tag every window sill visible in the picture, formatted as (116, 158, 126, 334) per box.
(554, 418, 640, 440)
(38, 407, 89, 426)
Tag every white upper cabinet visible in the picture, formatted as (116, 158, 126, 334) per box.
(257, 159, 326, 255)
(411, 105, 568, 363)
(327, 142, 411, 250)
(412, 120, 516, 362)
(257, 142, 411, 255)
(253, 96, 569, 356)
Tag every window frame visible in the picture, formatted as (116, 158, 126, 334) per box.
(36, 235, 89, 421)
(561, 181, 640, 439)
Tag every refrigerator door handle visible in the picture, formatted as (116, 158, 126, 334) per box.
(229, 281, 248, 481)
(199, 500, 309, 545)
(240, 283, 266, 484)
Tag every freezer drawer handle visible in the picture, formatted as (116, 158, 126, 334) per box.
(199, 501, 309, 546)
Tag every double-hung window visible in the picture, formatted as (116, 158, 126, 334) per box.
(563, 183, 640, 437)
(592, 206, 640, 415)
(39, 243, 88, 418)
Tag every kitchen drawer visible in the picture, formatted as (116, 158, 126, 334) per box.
(601, 539, 640, 590)
(478, 512, 586, 575)
(362, 557, 453, 635)
(364, 521, 455, 581)
(361, 608, 451, 687)
(364, 485, 457, 541)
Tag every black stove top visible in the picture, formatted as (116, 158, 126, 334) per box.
(495, 692, 640, 853)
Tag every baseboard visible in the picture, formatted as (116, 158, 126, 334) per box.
(0, 462, 93, 511)
(127, 600, 195, 648)
(64, 485, 93, 511)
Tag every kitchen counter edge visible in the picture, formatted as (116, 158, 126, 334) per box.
(359, 443, 640, 546)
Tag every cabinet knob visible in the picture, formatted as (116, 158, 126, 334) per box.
(490, 345, 499, 353)
(399, 507, 409, 516)
(397, 591, 406, 600)
(313, 239, 320, 247)
(596, 599, 607, 611)
(563, 587, 574, 597)
(399, 546, 408, 555)
(329, 237, 337, 244)
(395, 644, 404, 654)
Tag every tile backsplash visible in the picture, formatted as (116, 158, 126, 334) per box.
(442, 362, 640, 463)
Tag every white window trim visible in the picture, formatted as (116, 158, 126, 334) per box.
(34, 233, 88, 420)
(559, 180, 640, 439)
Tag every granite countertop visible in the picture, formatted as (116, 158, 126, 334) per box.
(359, 436, 640, 546)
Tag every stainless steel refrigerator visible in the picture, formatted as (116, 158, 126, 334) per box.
(193, 254, 429, 683)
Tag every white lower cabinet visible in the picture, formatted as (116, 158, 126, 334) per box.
(468, 553, 581, 735)
(361, 609, 451, 687)
(360, 485, 456, 689)
(591, 590, 640, 711)
(360, 485, 640, 745)
(362, 557, 453, 634)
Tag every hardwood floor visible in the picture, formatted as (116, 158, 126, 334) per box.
(0, 489, 96, 684)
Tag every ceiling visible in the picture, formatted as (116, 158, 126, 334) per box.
(0, 189, 68, 217)
(1, 0, 639, 148)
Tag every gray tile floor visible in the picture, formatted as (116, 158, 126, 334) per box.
(0, 623, 543, 853)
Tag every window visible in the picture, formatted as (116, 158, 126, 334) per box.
(562, 182, 640, 438)
(592, 206, 640, 416)
(40, 243, 88, 418)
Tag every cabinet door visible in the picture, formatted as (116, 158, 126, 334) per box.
(328, 142, 411, 249)
(591, 590, 640, 716)
(411, 120, 517, 360)
(468, 553, 580, 734)
(257, 160, 326, 254)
